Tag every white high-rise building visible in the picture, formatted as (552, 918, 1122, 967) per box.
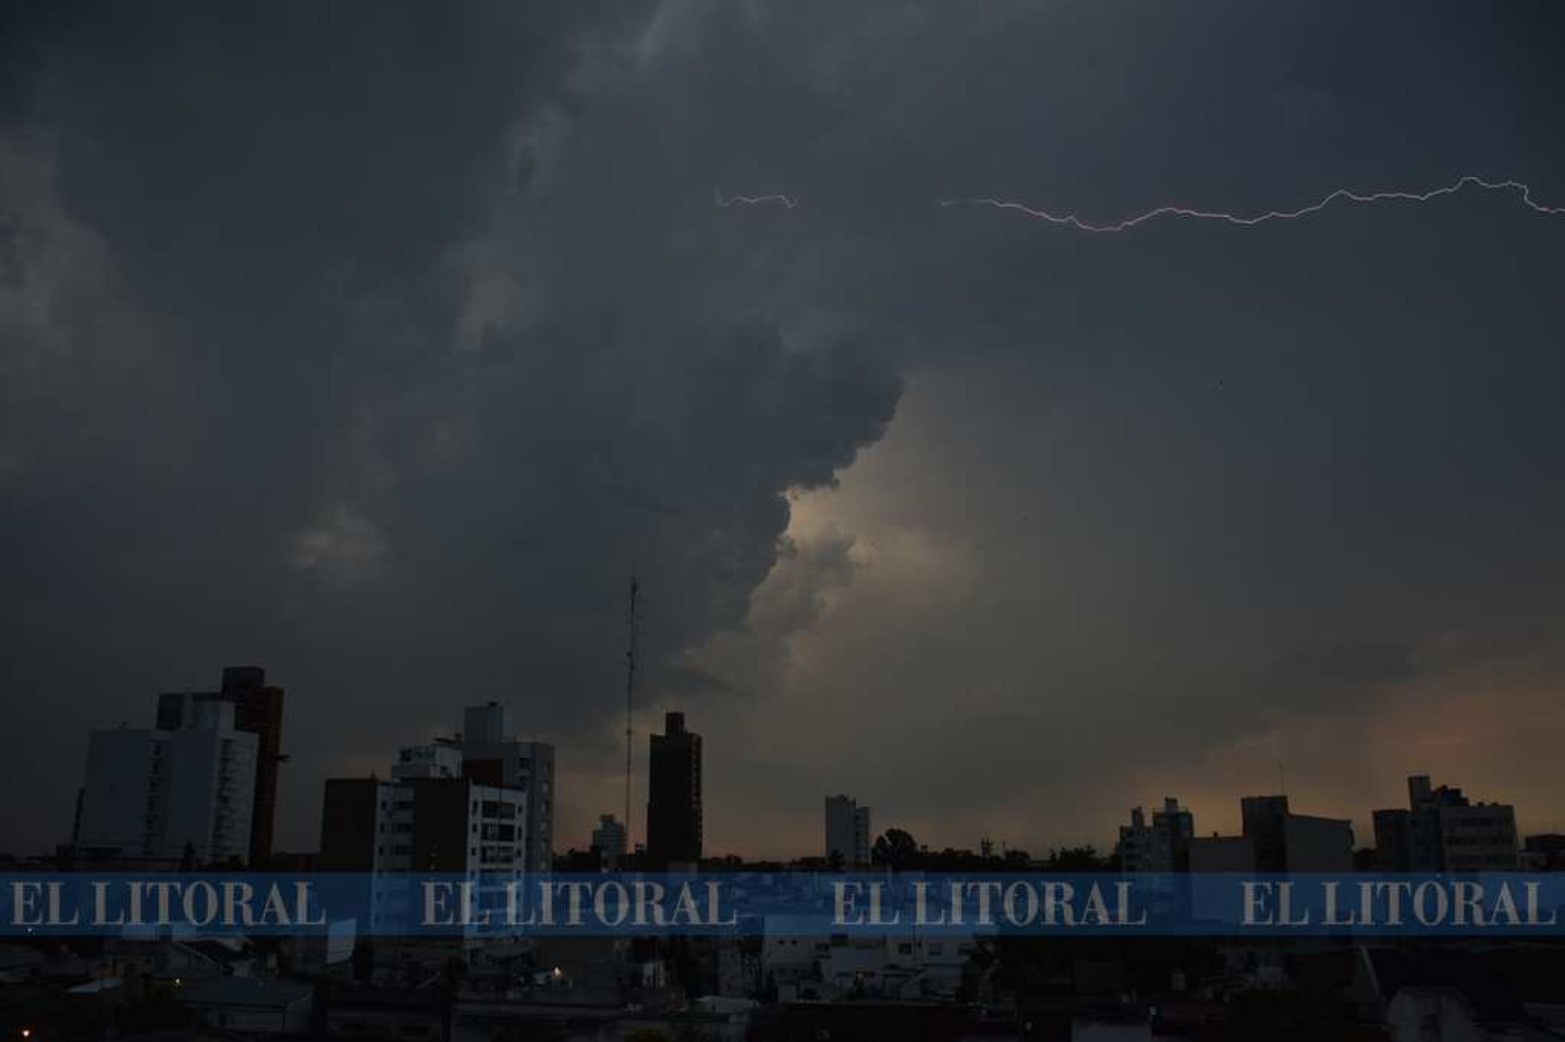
(457, 703, 555, 873)
(320, 746, 527, 942)
(825, 795, 872, 867)
(78, 700, 258, 865)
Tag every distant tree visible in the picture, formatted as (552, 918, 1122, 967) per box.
(871, 828, 920, 870)
(1045, 845, 1110, 871)
(827, 849, 846, 871)
(923, 847, 958, 870)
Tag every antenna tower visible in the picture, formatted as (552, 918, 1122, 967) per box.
(624, 576, 639, 854)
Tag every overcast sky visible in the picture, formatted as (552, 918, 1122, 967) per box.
(2, 1, 1562, 859)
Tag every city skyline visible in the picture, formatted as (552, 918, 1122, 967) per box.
(51, 670, 1557, 869)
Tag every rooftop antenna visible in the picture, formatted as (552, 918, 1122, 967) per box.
(624, 576, 639, 854)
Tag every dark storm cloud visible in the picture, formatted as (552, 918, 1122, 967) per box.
(1282, 639, 1423, 689)
(0, 0, 902, 850)
(631, 0, 1563, 848)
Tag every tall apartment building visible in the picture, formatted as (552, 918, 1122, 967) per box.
(454, 703, 555, 873)
(156, 665, 286, 864)
(1117, 797, 1194, 872)
(1373, 774, 1518, 871)
(320, 744, 526, 940)
(824, 795, 872, 867)
(1372, 808, 1415, 870)
(1239, 796, 1291, 872)
(1239, 795, 1354, 872)
(78, 699, 258, 865)
(647, 711, 702, 868)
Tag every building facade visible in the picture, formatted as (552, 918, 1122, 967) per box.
(1521, 833, 1565, 872)
(155, 665, 286, 864)
(1371, 808, 1415, 871)
(391, 743, 462, 780)
(1188, 834, 1256, 873)
(320, 754, 526, 940)
(1238, 794, 1353, 872)
(1282, 813, 1355, 872)
(1117, 797, 1194, 872)
(1372, 774, 1518, 871)
(647, 711, 702, 868)
(78, 700, 258, 865)
(454, 702, 556, 873)
(1239, 795, 1291, 873)
(825, 795, 872, 867)
(590, 814, 628, 868)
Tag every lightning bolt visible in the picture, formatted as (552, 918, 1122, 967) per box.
(715, 187, 801, 209)
(937, 175, 1565, 232)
